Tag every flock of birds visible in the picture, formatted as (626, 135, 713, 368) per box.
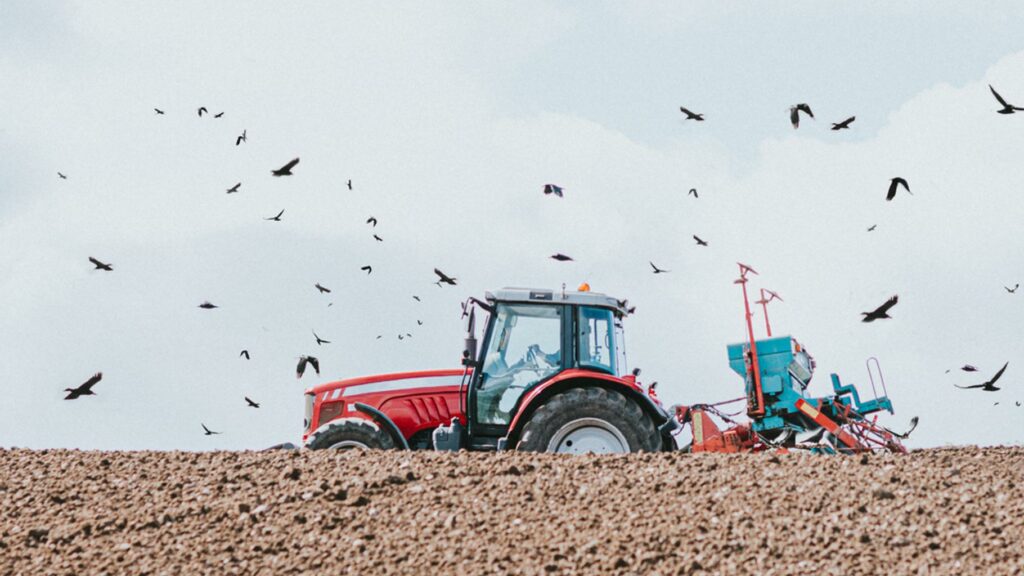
(58, 85, 1024, 436)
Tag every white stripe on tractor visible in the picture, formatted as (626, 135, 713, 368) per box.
(340, 375, 464, 397)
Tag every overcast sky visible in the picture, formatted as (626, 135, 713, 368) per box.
(2, 1, 1023, 450)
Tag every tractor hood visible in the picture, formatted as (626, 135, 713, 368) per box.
(305, 369, 466, 398)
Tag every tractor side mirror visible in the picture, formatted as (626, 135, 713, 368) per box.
(462, 307, 478, 367)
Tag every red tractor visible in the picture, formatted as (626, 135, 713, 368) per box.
(303, 286, 679, 453)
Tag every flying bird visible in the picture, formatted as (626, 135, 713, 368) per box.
(679, 106, 704, 121)
(296, 355, 320, 379)
(688, 188, 698, 198)
(886, 177, 911, 201)
(989, 85, 1024, 114)
(198, 301, 218, 309)
(264, 209, 284, 222)
(64, 372, 102, 400)
(1006, 284, 1019, 294)
(202, 423, 221, 436)
(245, 397, 260, 408)
(693, 235, 708, 247)
(955, 362, 1009, 392)
(271, 157, 300, 177)
(197, 107, 208, 117)
(650, 262, 669, 274)
(550, 253, 574, 262)
(361, 265, 372, 274)
(57, 172, 68, 180)
(213, 112, 224, 118)
(88, 257, 113, 271)
(413, 295, 421, 302)
(543, 184, 564, 198)
(867, 224, 877, 232)
(315, 283, 331, 294)
(961, 365, 979, 372)
(861, 295, 898, 322)
(417, 320, 423, 326)
(313, 331, 330, 346)
(240, 350, 250, 360)
(367, 217, 377, 227)
(236, 130, 247, 146)
(154, 108, 165, 115)
(789, 103, 814, 128)
(616, 299, 636, 315)
(434, 268, 457, 285)
(373, 234, 383, 242)
(831, 116, 856, 130)
(226, 182, 241, 194)
(347, 179, 353, 191)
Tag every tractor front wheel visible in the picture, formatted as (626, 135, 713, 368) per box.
(517, 387, 661, 454)
(305, 419, 396, 450)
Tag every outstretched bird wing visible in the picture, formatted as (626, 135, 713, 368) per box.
(277, 158, 300, 172)
(296, 357, 308, 379)
(986, 362, 1009, 387)
(871, 295, 899, 316)
(990, 85, 1010, 108)
(80, 372, 102, 393)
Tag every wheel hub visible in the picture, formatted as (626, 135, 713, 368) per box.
(547, 417, 629, 454)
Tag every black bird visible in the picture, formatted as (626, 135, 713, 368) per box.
(197, 107, 208, 117)
(861, 295, 898, 322)
(367, 217, 377, 227)
(376, 335, 382, 339)
(271, 157, 300, 177)
(543, 184, 564, 197)
(693, 235, 708, 247)
(989, 85, 1024, 114)
(688, 188, 698, 198)
(88, 257, 113, 271)
(245, 397, 260, 408)
(831, 116, 856, 130)
(347, 179, 353, 191)
(650, 261, 669, 274)
(297, 355, 320, 379)
(202, 423, 221, 436)
(198, 301, 218, 309)
(434, 268, 457, 285)
(1016, 401, 1021, 407)
(373, 234, 383, 242)
(226, 182, 241, 194)
(64, 372, 101, 400)
(361, 265, 372, 274)
(886, 177, 911, 201)
(789, 103, 814, 128)
(417, 320, 423, 325)
(679, 106, 704, 121)
(550, 253, 573, 262)
(240, 350, 250, 360)
(398, 334, 404, 340)
(236, 130, 247, 146)
(962, 365, 979, 372)
(265, 209, 284, 222)
(214, 112, 224, 118)
(1006, 284, 1019, 294)
(313, 331, 330, 346)
(867, 224, 877, 232)
(617, 299, 636, 315)
(413, 295, 421, 302)
(315, 283, 331, 294)
(154, 108, 165, 115)
(956, 362, 1009, 392)
(57, 172, 68, 180)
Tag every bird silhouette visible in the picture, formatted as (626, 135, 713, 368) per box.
(1006, 284, 1019, 294)
(213, 112, 224, 118)
(413, 295, 421, 302)
(313, 331, 330, 346)
(361, 265, 372, 274)
(245, 397, 260, 408)
(962, 365, 979, 372)
(297, 355, 320, 379)
(88, 257, 113, 271)
(434, 268, 457, 285)
(956, 362, 1009, 392)
(367, 217, 377, 227)
(543, 184, 564, 197)
(236, 130, 247, 146)
(887, 177, 911, 201)
(198, 301, 218, 309)
(57, 172, 67, 180)
(373, 234, 383, 242)
(831, 116, 856, 130)
(226, 182, 241, 194)
(347, 179, 353, 190)
(861, 295, 898, 322)
(240, 350, 250, 360)
(265, 209, 284, 222)
(417, 320, 423, 325)
(197, 107, 208, 117)
(989, 85, 1024, 114)
(789, 103, 814, 128)
(202, 423, 221, 435)
(550, 253, 574, 262)
(315, 283, 331, 294)
(271, 158, 299, 177)
(64, 372, 102, 400)
(688, 188, 698, 198)
(154, 108, 165, 115)
(616, 299, 636, 315)
(679, 106, 704, 121)
(650, 262, 669, 274)
(693, 235, 708, 247)
(867, 224, 877, 232)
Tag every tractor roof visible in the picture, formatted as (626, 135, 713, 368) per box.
(486, 287, 627, 315)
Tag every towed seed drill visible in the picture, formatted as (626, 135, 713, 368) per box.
(301, 264, 913, 454)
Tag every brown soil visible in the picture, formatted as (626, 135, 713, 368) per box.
(1, 447, 1022, 575)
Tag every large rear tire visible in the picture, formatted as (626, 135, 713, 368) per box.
(516, 387, 661, 453)
(305, 418, 396, 450)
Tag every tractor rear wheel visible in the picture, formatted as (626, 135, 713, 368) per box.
(517, 387, 661, 453)
(305, 419, 396, 450)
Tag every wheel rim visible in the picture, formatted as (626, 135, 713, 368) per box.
(327, 440, 370, 450)
(547, 417, 629, 454)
